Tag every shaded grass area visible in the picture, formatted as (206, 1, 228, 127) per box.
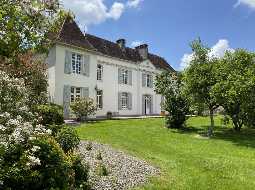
(76, 116, 255, 190)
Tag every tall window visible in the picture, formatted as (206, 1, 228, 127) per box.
(70, 87, 81, 102)
(72, 53, 82, 74)
(97, 64, 103, 81)
(97, 90, 103, 109)
(121, 69, 129, 84)
(146, 74, 153, 88)
(121, 92, 128, 109)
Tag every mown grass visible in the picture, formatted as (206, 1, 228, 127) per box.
(76, 116, 255, 190)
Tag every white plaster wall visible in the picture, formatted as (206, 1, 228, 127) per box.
(49, 44, 163, 117)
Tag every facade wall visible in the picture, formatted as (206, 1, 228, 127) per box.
(47, 44, 163, 118)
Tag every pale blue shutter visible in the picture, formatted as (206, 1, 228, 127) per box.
(118, 92, 122, 110)
(63, 85, 71, 118)
(128, 70, 132, 85)
(142, 73, 146, 87)
(118, 68, 123, 84)
(64, 51, 72, 74)
(128, 93, 132, 110)
(82, 87, 89, 97)
(142, 95, 145, 115)
(150, 75, 153, 88)
(150, 95, 153, 114)
(83, 55, 90, 76)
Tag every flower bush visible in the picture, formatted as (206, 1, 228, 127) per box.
(0, 71, 90, 189)
(70, 97, 97, 122)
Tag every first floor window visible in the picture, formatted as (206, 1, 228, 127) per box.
(146, 74, 153, 88)
(71, 87, 81, 102)
(121, 92, 128, 109)
(97, 90, 103, 109)
(72, 53, 82, 74)
(97, 64, 103, 81)
(120, 69, 129, 84)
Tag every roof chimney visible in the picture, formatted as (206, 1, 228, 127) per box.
(135, 44, 148, 60)
(116, 39, 126, 49)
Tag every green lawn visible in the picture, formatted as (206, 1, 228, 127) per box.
(76, 117, 255, 190)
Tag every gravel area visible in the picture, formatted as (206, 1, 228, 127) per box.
(78, 141, 160, 190)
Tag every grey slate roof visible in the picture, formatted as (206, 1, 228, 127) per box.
(57, 18, 175, 71)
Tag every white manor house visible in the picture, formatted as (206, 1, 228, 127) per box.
(46, 19, 175, 119)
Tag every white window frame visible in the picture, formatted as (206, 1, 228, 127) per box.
(121, 92, 128, 109)
(97, 64, 103, 81)
(146, 74, 152, 88)
(121, 69, 129, 84)
(70, 87, 81, 102)
(96, 90, 103, 109)
(71, 53, 82, 74)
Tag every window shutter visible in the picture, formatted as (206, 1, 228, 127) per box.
(118, 68, 123, 84)
(128, 93, 132, 110)
(82, 87, 89, 97)
(150, 75, 154, 88)
(63, 85, 71, 118)
(128, 70, 132, 85)
(64, 51, 71, 74)
(150, 95, 153, 114)
(142, 73, 146, 87)
(142, 95, 145, 115)
(83, 55, 90, 76)
(118, 92, 122, 110)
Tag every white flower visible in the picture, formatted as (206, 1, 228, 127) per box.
(46, 129, 52, 135)
(6, 119, 20, 127)
(0, 124, 6, 131)
(26, 155, 41, 166)
(31, 145, 41, 152)
(29, 136, 36, 141)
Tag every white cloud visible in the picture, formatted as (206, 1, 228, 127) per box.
(180, 39, 234, 70)
(208, 39, 234, 58)
(108, 2, 125, 20)
(180, 53, 194, 70)
(234, 0, 255, 9)
(62, 0, 125, 26)
(131, 41, 143, 47)
(127, 0, 144, 8)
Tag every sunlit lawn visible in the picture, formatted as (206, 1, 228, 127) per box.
(76, 116, 255, 190)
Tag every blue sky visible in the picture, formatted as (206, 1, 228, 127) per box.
(62, 0, 255, 70)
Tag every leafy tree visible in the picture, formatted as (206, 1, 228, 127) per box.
(212, 49, 255, 131)
(70, 97, 97, 122)
(0, 0, 66, 58)
(155, 71, 189, 128)
(0, 0, 70, 107)
(183, 39, 219, 136)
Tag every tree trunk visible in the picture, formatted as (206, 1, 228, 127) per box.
(232, 118, 242, 132)
(208, 109, 214, 137)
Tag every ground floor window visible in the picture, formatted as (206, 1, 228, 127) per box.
(97, 90, 103, 109)
(121, 92, 128, 109)
(71, 87, 81, 102)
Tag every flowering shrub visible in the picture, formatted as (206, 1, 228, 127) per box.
(37, 103, 64, 126)
(0, 71, 90, 189)
(70, 97, 97, 121)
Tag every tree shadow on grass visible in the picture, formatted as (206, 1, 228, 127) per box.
(172, 125, 255, 149)
(213, 128, 255, 148)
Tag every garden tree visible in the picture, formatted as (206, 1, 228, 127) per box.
(212, 49, 255, 131)
(0, 0, 71, 107)
(70, 97, 97, 122)
(155, 71, 189, 128)
(183, 39, 219, 136)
